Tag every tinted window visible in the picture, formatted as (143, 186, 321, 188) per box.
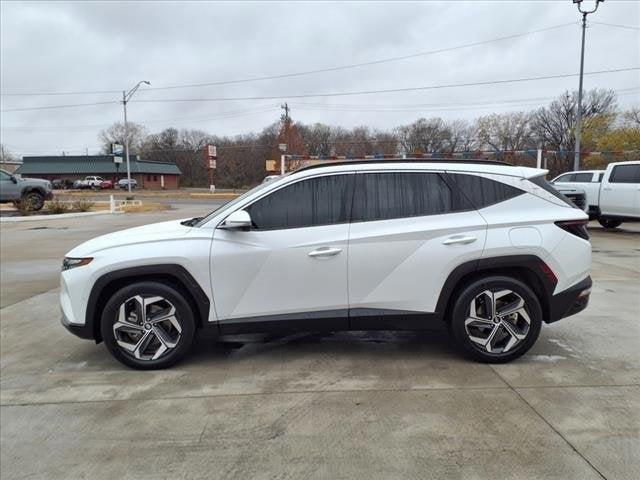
(555, 174, 575, 182)
(597, 172, 604, 182)
(351, 172, 467, 222)
(573, 172, 593, 182)
(0, 171, 11, 180)
(448, 174, 524, 208)
(609, 164, 640, 184)
(247, 174, 352, 230)
(529, 176, 576, 208)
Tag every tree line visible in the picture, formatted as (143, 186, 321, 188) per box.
(96, 89, 640, 188)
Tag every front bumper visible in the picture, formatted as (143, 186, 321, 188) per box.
(547, 276, 592, 323)
(61, 310, 93, 340)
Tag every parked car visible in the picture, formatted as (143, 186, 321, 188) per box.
(100, 180, 114, 189)
(117, 178, 138, 189)
(552, 161, 640, 228)
(262, 175, 281, 184)
(554, 186, 587, 213)
(61, 159, 592, 369)
(74, 176, 105, 190)
(552, 170, 604, 218)
(52, 179, 74, 190)
(0, 169, 53, 211)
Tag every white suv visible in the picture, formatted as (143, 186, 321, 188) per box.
(60, 160, 592, 369)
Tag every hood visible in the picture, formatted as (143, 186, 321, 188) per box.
(66, 219, 193, 257)
(21, 177, 51, 188)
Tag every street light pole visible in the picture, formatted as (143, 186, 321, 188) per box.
(573, 0, 604, 171)
(122, 80, 150, 193)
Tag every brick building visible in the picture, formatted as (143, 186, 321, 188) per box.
(16, 155, 182, 189)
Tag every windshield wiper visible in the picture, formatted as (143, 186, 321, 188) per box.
(180, 217, 202, 227)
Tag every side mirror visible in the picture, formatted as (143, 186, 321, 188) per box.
(10, 175, 18, 184)
(219, 210, 252, 230)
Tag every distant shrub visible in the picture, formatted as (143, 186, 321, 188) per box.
(45, 198, 69, 214)
(72, 199, 94, 212)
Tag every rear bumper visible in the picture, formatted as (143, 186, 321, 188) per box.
(547, 276, 592, 323)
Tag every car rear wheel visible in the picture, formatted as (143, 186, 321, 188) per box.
(101, 281, 196, 369)
(598, 218, 622, 229)
(448, 276, 542, 363)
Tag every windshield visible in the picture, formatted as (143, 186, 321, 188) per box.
(194, 180, 279, 227)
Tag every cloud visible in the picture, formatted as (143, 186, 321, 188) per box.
(1, 0, 638, 156)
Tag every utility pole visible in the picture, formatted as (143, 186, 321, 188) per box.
(573, 0, 604, 171)
(122, 80, 151, 193)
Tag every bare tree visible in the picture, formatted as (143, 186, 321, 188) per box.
(98, 122, 149, 155)
(531, 89, 617, 152)
(475, 112, 533, 152)
(622, 107, 640, 127)
(0, 143, 17, 162)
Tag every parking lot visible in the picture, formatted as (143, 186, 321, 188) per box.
(1, 202, 638, 480)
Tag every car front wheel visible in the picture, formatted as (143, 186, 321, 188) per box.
(22, 191, 45, 211)
(101, 281, 196, 369)
(449, 276, 542, 363)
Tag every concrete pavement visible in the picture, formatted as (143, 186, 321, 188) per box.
(0, 207, 638, 479)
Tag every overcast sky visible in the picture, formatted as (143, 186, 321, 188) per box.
(1, 0, 638, 157)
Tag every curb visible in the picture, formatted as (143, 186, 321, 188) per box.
(0, 210, 123, 223)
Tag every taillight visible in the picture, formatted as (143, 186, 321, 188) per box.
(555, 219, 590, 241)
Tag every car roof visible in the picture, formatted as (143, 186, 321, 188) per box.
(291, 159, 545, 179)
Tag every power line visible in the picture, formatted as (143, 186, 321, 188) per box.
(0, 22, 575, 97)
(1, 106, 280, 131)
(591, 21, 640, 32)
(130, 67, 639, 104)
(140, 23, 577, 92)
(0, 101, 119, 113)
(2, 67, 636, 113)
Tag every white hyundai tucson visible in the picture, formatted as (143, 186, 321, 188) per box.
(60, 160, 592, 369)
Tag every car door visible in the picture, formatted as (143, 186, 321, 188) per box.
(0, 170, 20, 201)
(211, 173, 354, 333)
(347, 171, 487, 328)
(600, 163, 640, 217)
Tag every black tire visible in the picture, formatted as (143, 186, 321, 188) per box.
(598, 218, 622, 229)
(100, 281, 196, 369)
(21, 191, 45, 211)
(448, 275, 542, 363)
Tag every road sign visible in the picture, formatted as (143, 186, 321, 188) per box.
(111, 143, 124, 155)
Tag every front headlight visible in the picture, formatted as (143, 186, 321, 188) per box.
(62, 257, 93, 271)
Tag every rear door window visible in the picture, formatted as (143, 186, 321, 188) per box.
(609, 164, 640, 184)
(573, 173, 593, 182)
(351, 172, 469, 222)
(555, 174, 575, 182)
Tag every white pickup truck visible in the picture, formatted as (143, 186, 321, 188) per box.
(552, 161, 640, 228)
(73, 176, 105, 190)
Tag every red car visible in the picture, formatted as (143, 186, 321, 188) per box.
(100, 180, 114, 189)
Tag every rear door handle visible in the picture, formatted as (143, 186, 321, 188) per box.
(603, 187, 612, 191)
(308, 247, 342, 258)
(442, 235, 477, 245)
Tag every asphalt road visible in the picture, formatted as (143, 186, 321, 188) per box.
(1, 205, 638, 480)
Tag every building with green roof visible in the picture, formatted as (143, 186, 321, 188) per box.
(16, 155, 182, 189)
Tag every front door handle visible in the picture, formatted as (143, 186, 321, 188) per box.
(308, 247, 342, 258)
(442, 235, 477, 246)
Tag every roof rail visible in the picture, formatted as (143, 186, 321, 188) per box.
(294, 157, 513, 173)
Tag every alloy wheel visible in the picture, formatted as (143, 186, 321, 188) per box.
(464, 289, 531, 354)
(113, 295, 182, 361)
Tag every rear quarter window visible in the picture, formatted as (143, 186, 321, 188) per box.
(446, 173, 524, 209)
(529, 176, 576, 208)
